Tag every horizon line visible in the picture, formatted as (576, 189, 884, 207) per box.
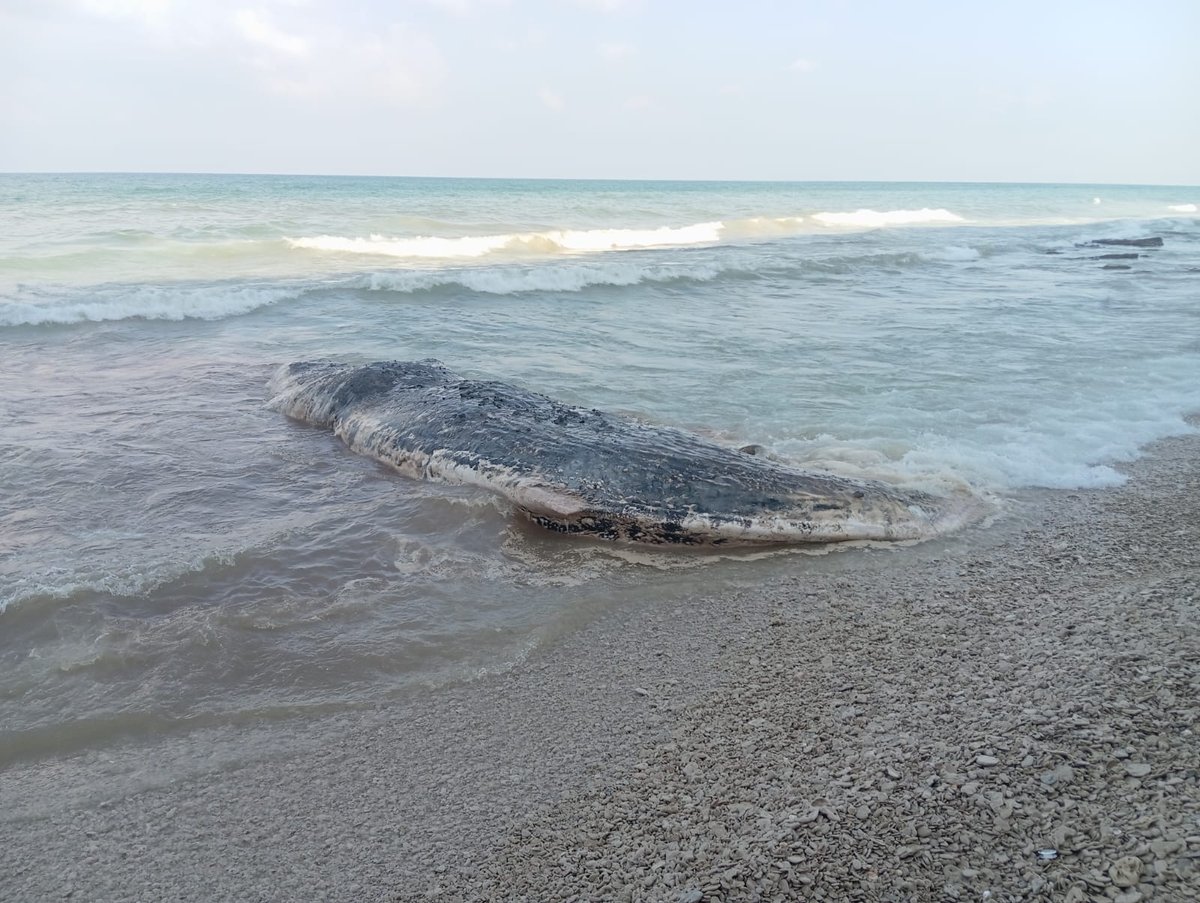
(2, 170, 1199, 190)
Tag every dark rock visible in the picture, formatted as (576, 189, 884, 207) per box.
(1090, 237, 1163, 248)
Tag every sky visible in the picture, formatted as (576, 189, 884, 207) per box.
(1, 0, 1198, 183)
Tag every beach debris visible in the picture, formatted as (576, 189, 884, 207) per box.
(1037, 849, 1059, 861)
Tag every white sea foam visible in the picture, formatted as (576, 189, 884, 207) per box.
(812, 208, 965, 228)
(0, 283, 297, 326)
(289, 211, 968, 262)
(1168, 203, 1197, 213)
(923, 245, 981, 262)
(773, 369, 1200, 494)
(718, 216, 807, 239)
(357, 259, 726, 294)
(287, 222, 726, 259)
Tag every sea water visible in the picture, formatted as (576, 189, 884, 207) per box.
(1, 174, 1197, 767)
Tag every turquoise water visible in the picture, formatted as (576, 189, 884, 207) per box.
(1, 174, 1198, 764)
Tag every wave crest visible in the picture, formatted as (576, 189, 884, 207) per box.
(287, 222, 726, 260)
(0, 283, 297, 327)
(358, 260, 727, 295)
(811, 208, 965, 228)
(287, 209, 967, 262)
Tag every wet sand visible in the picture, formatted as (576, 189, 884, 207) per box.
(2, 432, 1198, 902)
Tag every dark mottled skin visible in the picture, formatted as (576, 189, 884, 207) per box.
(274, 360, 952, 545)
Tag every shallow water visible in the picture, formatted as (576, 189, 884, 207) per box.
(1, 175, 1198, 765)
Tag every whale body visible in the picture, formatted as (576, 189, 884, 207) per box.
(270, 360, 976, 545)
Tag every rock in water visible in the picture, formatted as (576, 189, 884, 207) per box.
(270, 360, 979, 545)
(1088, 236, 1163, 248)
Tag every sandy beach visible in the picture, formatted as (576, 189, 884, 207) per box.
(3, 429, 1198, 903)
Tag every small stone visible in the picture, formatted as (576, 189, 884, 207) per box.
(855, 805, 871, 820)
(1109, 856, 1143, 888)
(1124, 763, 1152, 777)
(677, 891, 703, 903)
(633, 687, 650, 697)
(975, 755, 999, 767)
(1150, 839, 1181, 857)
(1113, 892, 1142, 903)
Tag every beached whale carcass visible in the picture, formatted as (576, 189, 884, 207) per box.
(270, 360, 975, 545)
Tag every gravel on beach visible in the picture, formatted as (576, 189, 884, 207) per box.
(2, 433, 1198, 903)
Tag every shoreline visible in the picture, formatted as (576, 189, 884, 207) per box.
(2, 432, 1198, 902)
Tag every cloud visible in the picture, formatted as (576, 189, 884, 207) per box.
(538, 87, 565, 111)
(624, 94, 653, 111)
(789, 58, 819, 73)
(261, 24, 445, 106)
(62, 2, 447, 107)
(233, 8, 309, 58)
(76, 0, 169, 24)
(576, 0, 636, 12)
(598, 41, 635, 61)
(416, 0, 512, 15)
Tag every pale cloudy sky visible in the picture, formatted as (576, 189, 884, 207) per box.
(2, 0, 1197, 183)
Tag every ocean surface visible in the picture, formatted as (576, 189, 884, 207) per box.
(2, 174, 1198, 771)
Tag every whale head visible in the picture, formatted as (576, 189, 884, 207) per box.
(270, 359, 454, 425)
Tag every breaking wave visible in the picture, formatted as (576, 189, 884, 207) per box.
(3, 240, 997, 325)
(0, 282, 300, 326)
(357, 260, 729, 294)
(287, 223, 726, 259)
(811, 208, 965, 228)
(286, 209, 967, 262)
(1168, 203, 1197, 213)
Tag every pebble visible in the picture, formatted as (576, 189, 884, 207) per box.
(1123, 762, 1152, 777)
(9, 437, 1200, 903)
(1109, 856, 1143, 888)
